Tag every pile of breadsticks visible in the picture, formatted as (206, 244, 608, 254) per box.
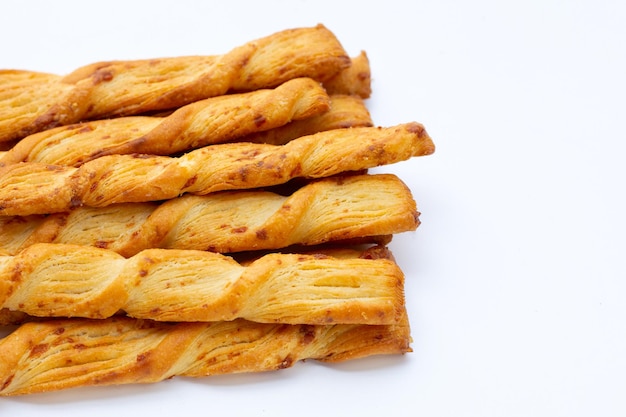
(0, 24, 434, 396)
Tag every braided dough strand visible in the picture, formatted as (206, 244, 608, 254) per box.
(0, 174, 417, 257)
(0, 77, 330, 166)
(0, 24, 349, 143)
(0, 243, 405, 324)
(0, 312, 410, 396)
(0, 122, 434, 216)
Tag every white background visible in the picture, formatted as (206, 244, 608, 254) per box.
(1, 0, 625, 415)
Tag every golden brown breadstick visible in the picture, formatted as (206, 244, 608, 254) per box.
(0, 78, 330, 166)
(0, 123, 434, 216)
(0, 242, 405, 324)
(0, 174, 418, 257)
(0, 24, 349, 143)
(239, 94, 373, 146)
(0, 312, 411, 396)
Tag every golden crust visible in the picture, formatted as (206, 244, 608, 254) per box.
(0, 174, 418, 257)
(0, 123, 434, 216)
(0, 78, 330, 166)
(0, 312, 411, 396)
(0, 242, 405, 324)
(0, 24, 349, 143)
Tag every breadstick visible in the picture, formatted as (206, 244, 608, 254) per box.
(0, 78, 330, 166)
(0, 123, 434, 216)
(0, 242, 405, 324)
(239, 94, 372, 146)
(0, 174, 418, 257)
(0, 312, 411, 396)
(0, 243, 398, 328)
(0, 24, 349, 143)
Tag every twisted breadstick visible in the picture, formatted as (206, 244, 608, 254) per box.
(0, 242, 405, 323)
(240, 94, 372, 146)
(0, 312, 411, 396)
(0, 122, 434, 216)
(0, 174, 417, 257)
(0, 244, 398, 327)
(0, 24, 349, 143)
(0, 78, 330, 166)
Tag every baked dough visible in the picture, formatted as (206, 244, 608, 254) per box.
(0, 311, 410, 396)
(0, 242, 405, 324)
(0, 24, 349, 143)
(0, 123, 435, 216)
(0, 78, 330, 166)
(0, 174, 418, 257)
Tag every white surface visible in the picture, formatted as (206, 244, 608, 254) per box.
(1, 0, 625, 415)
